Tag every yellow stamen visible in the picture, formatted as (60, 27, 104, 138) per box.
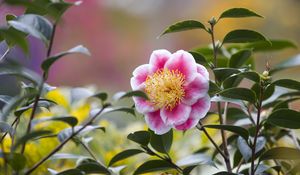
(145, 69, 185, 110)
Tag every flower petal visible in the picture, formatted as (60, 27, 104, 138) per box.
(196, 64, 209, 80)
(175, 95, 211, 130)
(160, 103, 191, 126)
(149, 49, 172, 72)
(145, 110, 171, 135)
(165, 50, 197, 84)
(131, 64, 151, 88)
(182, 73, 209, 105)
(133, 97, 156, 113)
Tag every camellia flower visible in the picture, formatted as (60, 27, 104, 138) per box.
(131, 49, 211, 134)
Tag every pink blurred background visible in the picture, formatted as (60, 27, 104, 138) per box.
(1, 0, 299, 92)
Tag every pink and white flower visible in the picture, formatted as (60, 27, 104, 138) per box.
(131, 49, 210, 134)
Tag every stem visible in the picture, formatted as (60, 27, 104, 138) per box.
(144, 146, 183, 173)
(218, 102, 232, 172)
(20, 23, 57, 154)
(196, 122, 226, 159)
(24, 105, 108, 175)
(250, 84, 264, 175)
(78, 140, 99, 161)
(209, 21, 232, 172)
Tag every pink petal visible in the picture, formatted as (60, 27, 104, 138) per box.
(160, 103, 191, 126)
(145, 110, 171, 135)
(133, 97, 156, 113)
(165, 50, 197, 84)
(196, 64, 209, 80)
(182, 73, 209, 105)
(175, 95, 210, 130)
(131, 64, 151, 88)
(149, 49, 172, 72)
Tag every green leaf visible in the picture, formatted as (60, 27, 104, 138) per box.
(0, 95, 12, 104)
(56, 169, 84, 175)
(219, 8, 263, 19)
(33, 116, 78, 127)
(8, 14, 53, 45)
(133, 160, 176, 175)
(6, 14, 17, 21)
(243, 39, 297, 52)
(189, 51, 208, 65)
(218, 88, 256, 103)
(223, 71, 260, 89)
(226, 108, 248, 120)
(149, 129, 173, 154)
(270, 54, 300, 74)
(223, 29, 269, 44)
(57, 126, 105, 142)
(267, 109, 300, 129)
(0, 67, 41, 85)
(209, 81, 221, 96)
(13, 130, 52, 150)
(260, 147, 300, 160)
(213, 172, 239, 175)
(77, 162, 110, 174)
(6, 153, 27, 171)
(203, 124, 249, 140)
(92, 92, 108, 102)
(127, 131, 150, 146)
(237, 136, 266, 162)
(272, 79, 300, 91)
(159, 20, 207, 37)
(213, 68, 242, 82)
(0, 28, 29, 53)
(41, 45, 91, 75)
(118, 90, 148, 100)
(109, 149, 144, 166)
(101, 107, 135, 116)
(229, 49, 252, 68)
(176, 153, 215, 167)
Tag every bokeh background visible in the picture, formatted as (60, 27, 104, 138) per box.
(1, 0, 299, 93)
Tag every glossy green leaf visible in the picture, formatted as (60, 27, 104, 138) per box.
(223, 71, 260, 89)
(237, 136, 266, 162)
(42, 45, 91, 75)
(159, 20, 207, 37)
(272, 79, 300, 91)
(203, 124, 249, 140)
(127, 131, 150, 146)
(8, 14, 53, 45)
(219, 8, 263, 19)
(0, 121, 11, 133)
(260, 147, 300, 160)
(213, 172, 239, 175)
(0, 28, 29, 53)
(77, 162, 110, 174)
(176, 153, 215, 167)
(0, 95, 12, 104)
(209, 81, 221, 96)
(56, 169, 84, 175)
(109, 149, 144, 166)
(226, 108, 248, 120)
(229, 49, 252, 68)
(267, 109, 300, 129)
(244, 39, 297, 52)
(149, 129, 173, 154)
(0, 67, 41, 85)
(223, 29, 269, 44)
(92, 92, 108, 102)
(270, 54, 300, 74)
(33, 116, 78, 127)
(189, 51, 208, 65)
(6, 153, 27, 171)
(219, 88, 256, 103)
(57, 126, 105, 142)
(133, 160, 175, 175)
(13, 130, 52, 150)
(213, 68, 242, 82)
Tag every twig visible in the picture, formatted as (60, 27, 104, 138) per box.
(196, 122, 226, 159)
(78, 139, 99, 162)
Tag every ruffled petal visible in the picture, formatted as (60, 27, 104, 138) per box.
(182, 73, 209, 105)
(133, 97, 156, 113)
(160, 103, 191, 126)
(131, 64, 151, 88)
(149, 49, 172, 72)
(145, 110, 171, 135)
(165, 50, 197, 84)
(175, 95, 210, 130)
(196, 64, 209, 80)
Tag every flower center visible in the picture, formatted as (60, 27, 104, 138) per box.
(145, 69, 185, 110)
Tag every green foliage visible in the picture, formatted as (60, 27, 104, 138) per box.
(219, 8, 263, 19)
(159, 20, 207, 37)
